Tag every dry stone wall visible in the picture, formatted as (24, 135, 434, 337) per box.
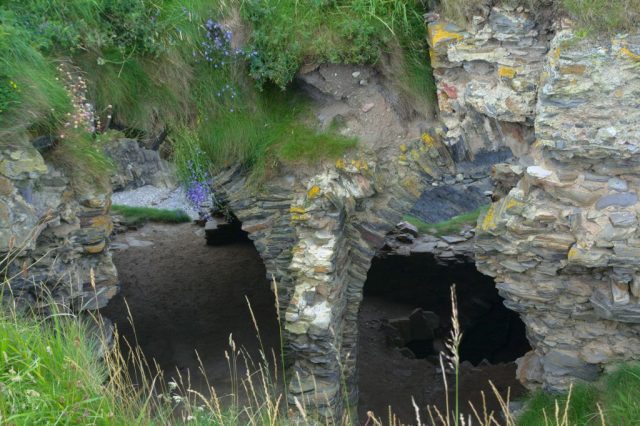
(476, 30, 640, 391)
(0, 137, 117, 312)
(211, 136, 453, 417)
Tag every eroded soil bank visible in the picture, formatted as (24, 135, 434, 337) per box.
(103, 222, 527, 422)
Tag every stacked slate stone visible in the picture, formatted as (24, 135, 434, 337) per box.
(0, 136, 117, 312)
(209, 134, 455, 418)
(476, 31, 640, 391)
(379, 221, 475, 263)
(102, 138, 176, 191)
(427, 6, 553, 163)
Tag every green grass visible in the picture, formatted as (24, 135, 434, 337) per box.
(1, 0, 436, 184)
(561, 0, 640, 35)
(519, 363, 640, 425)
(0, 308, 152, 425)
(404, 205, 488, 236)
(518, 385, 600, 426)
(46, 132, 115, 192)
(111, 205, 192, 226)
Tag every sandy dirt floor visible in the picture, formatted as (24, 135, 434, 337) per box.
(358, 296, 526, 424)
(102, 222, 525, 424)
(101, 223, 280, 405)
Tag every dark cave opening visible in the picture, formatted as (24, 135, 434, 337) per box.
(100, 221, 279, 399)
(363, 253, 530, 364)
(357, 252, 531, 423)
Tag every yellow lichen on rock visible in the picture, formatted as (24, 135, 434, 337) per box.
(620, 47, 640, 62)
(335, 159, 346, 170)
(351, 159, 369, 171)
(428, 23, 463, 47)
(84, 240, 106, 254)
(498, 65, 517, 79)
(480, 204, 497, 232)
(401, 176, 421, 198)
(421, 132, 435, 147)
(307, 185, 321, 200)
(505, 197, 523, 211)
(290, 206, 306, 214)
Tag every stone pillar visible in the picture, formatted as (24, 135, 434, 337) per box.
(0, 135, 118, 311)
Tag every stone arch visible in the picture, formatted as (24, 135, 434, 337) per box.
(210, 135, 454, 419)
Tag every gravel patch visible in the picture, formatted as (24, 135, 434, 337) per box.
(111, 185, 199, 219)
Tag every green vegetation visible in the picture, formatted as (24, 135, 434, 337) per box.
(404, 205, 488, 236)
(519, 363, 640, 425)
(243, 0, 435, 93)
(561, 0, 640, 35)
(111, 205, 192, 226)
(0, 0, 436, 187)
(0, 308, 151, 424)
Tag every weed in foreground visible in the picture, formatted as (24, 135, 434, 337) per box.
(0, 235, 622, 425)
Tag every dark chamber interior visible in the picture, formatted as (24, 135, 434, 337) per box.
(363, 253, 530, 364)
(101, 221, 280, 399)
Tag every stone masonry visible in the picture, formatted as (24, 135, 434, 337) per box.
(0, 136, 117, 312)
(476, 30, 640, 391)
(211, 135, 454, 418)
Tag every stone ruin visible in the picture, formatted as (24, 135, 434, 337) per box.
(2, 0, 640, 422)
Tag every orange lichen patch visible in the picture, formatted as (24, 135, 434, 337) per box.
(84, 240, 106, 254)
(620, 47, 640, 62)
(314, 265, 330, 274)
(421, 132, 435, 147)
(399, 143, 408, 153)
(560, 64, 586, 75)
(428, 23, 463, 47)
(335, 158, 346, 170)
(290, 206, 306, 214)
(441, 82, 458, 99)
(498, 65, 517, 79)
(307, 185, 321, 200)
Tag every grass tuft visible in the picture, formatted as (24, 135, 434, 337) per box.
(111, 205, 192, 226)
(404, 205, 488, 236)
(561, 0, 640, 35)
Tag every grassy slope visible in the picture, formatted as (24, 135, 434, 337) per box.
(0, 309, 151, 425)
(4, 297, 640, 425)
(0, 0, 435, 185)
